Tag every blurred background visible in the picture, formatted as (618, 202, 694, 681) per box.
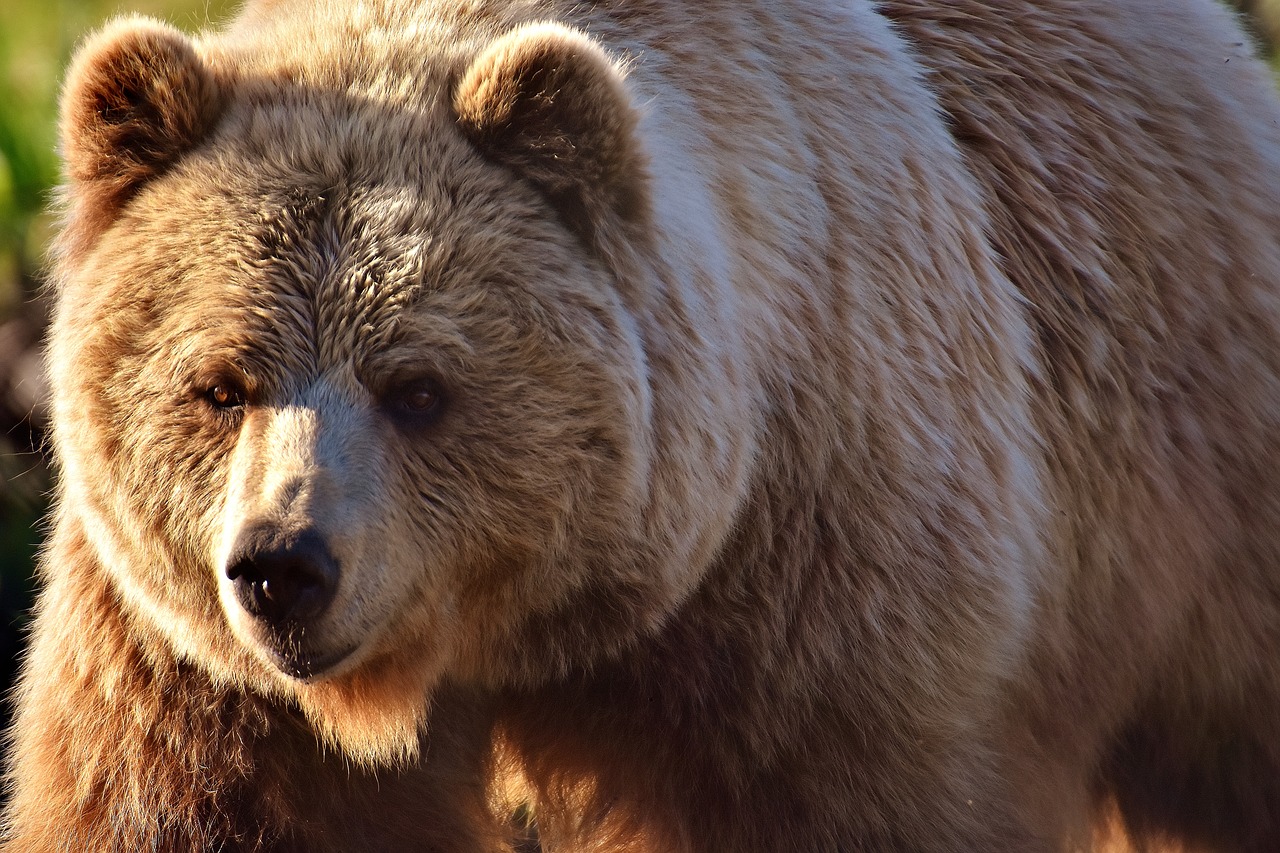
(0, 0, 1277, 731)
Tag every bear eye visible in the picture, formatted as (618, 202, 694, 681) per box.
(205, 381, 247, 411)
(384, 378, 446, 425)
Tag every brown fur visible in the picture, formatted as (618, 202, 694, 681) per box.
(57, 18, 221, 259)
(454, 23, 650, 240)
(7, 0, 1280, 850)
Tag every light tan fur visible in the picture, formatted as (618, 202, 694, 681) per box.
(6, 0, 1280, 850)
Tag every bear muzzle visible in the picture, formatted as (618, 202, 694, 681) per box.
(225, 527, 355, 679)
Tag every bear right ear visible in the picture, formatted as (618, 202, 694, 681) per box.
(453, 23, 649, 246)
(59, 17, 220, 237)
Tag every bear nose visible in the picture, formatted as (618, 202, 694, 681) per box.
(225, 529, 339, 628)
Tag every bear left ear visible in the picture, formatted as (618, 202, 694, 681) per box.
(59, 17, 220, 239)
(453, 23, 649, 243)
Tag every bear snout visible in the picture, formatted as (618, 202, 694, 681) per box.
(225, 527, 340, 631)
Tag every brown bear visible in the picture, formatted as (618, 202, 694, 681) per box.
(6, 0, 1280, 849)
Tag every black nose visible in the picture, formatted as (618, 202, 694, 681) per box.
(225, 529, 339, 628)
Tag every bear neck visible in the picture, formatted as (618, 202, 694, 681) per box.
(497, 406, 1025, 850)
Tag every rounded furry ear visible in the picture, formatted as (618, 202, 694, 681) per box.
(453, 22, 649, 242)
(59, 17, 219, 221)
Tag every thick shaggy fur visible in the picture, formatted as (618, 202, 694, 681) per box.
(6, 0, 1280, 850)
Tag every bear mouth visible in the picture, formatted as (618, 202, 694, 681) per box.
(258, 635, 358, 681)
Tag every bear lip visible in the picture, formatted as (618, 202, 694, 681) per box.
(260, 639, 359, 682)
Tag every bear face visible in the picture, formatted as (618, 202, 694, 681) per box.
(49, 16, 745, 764)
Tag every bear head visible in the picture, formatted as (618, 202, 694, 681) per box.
(49, 12, 749, 765)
